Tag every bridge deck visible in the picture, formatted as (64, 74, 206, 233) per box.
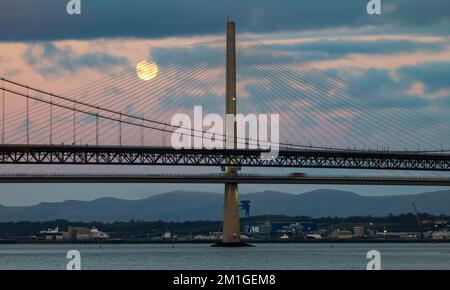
(1, 174, 450, 185)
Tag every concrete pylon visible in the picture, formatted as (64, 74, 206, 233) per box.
(222, 20, 241, 244)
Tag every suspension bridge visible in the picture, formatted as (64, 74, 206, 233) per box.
(1, 21, 450, 245)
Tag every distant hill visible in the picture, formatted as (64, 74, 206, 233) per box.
(1, 189, 450, 222)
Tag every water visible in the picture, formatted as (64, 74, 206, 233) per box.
(0, 243, 449, 270)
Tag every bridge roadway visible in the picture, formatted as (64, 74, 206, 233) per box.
(1, 144, 450, 171)
(1, 173, 450, 186)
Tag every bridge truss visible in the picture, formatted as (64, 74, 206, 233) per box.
(2, 144, 450, 171)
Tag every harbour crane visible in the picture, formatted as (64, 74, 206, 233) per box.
(411, 202, 424, 239)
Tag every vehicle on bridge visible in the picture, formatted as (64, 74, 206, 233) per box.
(289, 172, 306, 177)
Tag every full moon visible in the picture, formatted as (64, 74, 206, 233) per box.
(136, 60, 158, 81)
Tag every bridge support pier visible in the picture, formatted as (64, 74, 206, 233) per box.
(214, 181, 252, 246)
(222, 182, 240, 243)
(213, 20, 251, 247)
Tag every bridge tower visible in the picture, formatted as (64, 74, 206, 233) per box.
(221, 20, 242, 245)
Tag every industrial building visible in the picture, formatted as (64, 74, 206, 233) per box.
(38, 226, 109, 241)
(353, 226, 365, 238)
(243, 222, 318, 238)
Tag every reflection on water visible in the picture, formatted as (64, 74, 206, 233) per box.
(0, 243, 449, 270)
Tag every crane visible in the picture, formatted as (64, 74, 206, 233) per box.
(239, 200, 252, 233)
(411, 202, 423, 239)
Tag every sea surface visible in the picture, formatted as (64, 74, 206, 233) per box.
(0, 243, 449, 270)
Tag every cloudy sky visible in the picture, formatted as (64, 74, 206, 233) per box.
(1, 0, 450, 205)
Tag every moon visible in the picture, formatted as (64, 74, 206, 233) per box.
(136, 60, 158, 81)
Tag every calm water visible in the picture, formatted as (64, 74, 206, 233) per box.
(0, 243, 449, 270)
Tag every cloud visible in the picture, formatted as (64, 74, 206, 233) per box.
(150, 42, 225, 68)
(387, 0, 450, 27)
(273, 39, 446, 61)
(23, 42, 130, 76)
(397, 61, 450, 94)
(319, 63, 450, 134)
(0, 0, 449, 41)
(327, 66, 432, 110)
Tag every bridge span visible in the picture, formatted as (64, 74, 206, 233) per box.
(2, 174, 450, 186)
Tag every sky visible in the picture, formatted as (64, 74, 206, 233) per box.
(1, 0, 450, 206)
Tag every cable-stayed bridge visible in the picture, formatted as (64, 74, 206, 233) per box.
(1, 21, 450, 245)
